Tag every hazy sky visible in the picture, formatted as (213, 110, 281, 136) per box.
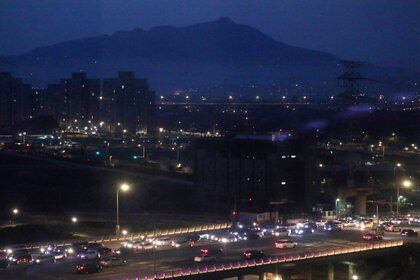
(0, 0, 418, 71)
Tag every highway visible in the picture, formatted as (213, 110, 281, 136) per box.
(0, 228, 417, 280)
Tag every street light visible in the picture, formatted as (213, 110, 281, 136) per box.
(71, 217, 78, 223)
(335, 198, 340, 216)
(12, 208, 19, 215)
(393, 163, 402, 214)
(397, 179, 412, 215)
(402, 179, 412, 188)
(116, 183, 130, 235)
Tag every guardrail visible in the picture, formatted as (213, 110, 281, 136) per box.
(138, 239, 404, 280)
(3, 222, 232, 251)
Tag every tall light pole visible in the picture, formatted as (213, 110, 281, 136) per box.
(335, 198, 340, 216)
(393, 163, 402, 213)
(397, 179, 412, 215)
(116, 183, 130, 235)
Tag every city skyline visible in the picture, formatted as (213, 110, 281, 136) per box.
(0, 2, 418, 279)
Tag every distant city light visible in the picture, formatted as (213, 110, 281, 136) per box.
(12, 208, 19, 215)
(71, 217, 78, 223)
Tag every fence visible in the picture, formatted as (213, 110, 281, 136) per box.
(138, 239, 404, 279)
(3, 222, 232, 250)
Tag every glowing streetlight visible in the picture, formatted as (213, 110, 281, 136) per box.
(71, 217, 78, 223)
(397, 179, 413, 214)
(116, 183, 130, 235)
(120, 183, 130, 192)
(335, 198, 340, 216)
(122, 229, 128, 236)
(12, 208, 19, 215)
(393, 163, 403, 214)
(402, 179, 412, 188)
(319, 163, 324, 168)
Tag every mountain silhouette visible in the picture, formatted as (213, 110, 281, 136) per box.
(0, 17, 417, 93)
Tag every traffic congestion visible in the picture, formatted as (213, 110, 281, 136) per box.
(1, 214, 418, 277)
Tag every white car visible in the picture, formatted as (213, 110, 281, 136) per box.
(275, 239, 297, 249)
(219, 235, 237, 243)
(76, 250, 99, 260)
(139, 241, 155, 250)
(343, 220, 358, 227)
(154, 238, 172, 246)
(194, 254, 216, 262)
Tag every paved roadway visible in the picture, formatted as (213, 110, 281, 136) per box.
(1, 228, 418, 280)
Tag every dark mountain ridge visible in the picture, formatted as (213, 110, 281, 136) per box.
(0, 17, 417, 93)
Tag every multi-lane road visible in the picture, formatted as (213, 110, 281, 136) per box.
(1, 228, 418, 280)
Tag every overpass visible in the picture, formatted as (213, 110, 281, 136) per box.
(142, 240, 404, 280)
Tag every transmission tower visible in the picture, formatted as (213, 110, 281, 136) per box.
(336, 60, 374, 105)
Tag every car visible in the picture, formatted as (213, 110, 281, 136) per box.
(243, 250, 266, 260)
(362, 233, 382, 241)
(154, 237, 172, 246)
(8, 250, 32, 264)
(76, 250, 100, 260)
(294, 227, 314, 235)
(303, 222, 317, 230)
(33, 255, 56, 264)
(72, 241, 89, 250)
(75, 262, 102, 274)
(358, 220, 374, 230)
(219, 234, 238, 243)
(230, 230, 249, 241)
(15, 254, 32, 264)
(246, 232, 261, 240)
(194, 254, 216, 262)
(50, 250, 66, 260)
(260, 226, 275, 236)
(194, 247, 223, 262)
(272, 227, 290, 237)
(97, 247, 113, 256)
(86, 243, 104, 250)
(172, 235, 200, 248)
(324, 221, 342, 232)
(315, 219, 327, 227)
(400, 229, 418, 237)
(172, 238, 194, 248)
(0, 260, 10, 269)
(275, 239, 297, 249)
(100, 257, 127, 267)
(343, 220, 358, 227)
(187, 234, 200, 243)
(383, 223, 401, 232)
(0, 252, 7, 262)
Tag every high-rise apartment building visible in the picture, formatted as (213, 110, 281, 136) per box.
(102, 71, 155, 135)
